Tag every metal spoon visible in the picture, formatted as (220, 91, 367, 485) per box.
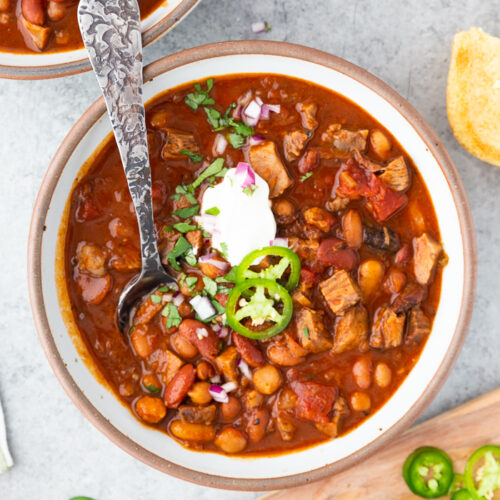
(78, 0, 176, 332)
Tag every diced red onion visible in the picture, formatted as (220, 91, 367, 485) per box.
(260, 103, 281, 120)
(213, 133, 228, 155)
(172, 292, 184, 307)
(209, 384, 229, 404)
(251, 21, 267, 33)
(212, 323, 221, 332)
(255, 96, 263, 106)
(162, 293, 173, 303)
(196, 327, 209, 339)
(235, 162, 256, 190)
(199, 254, 230, 272)
(221, 381, 237, 393)
(210, 375, 221, 384)
(242, 99, 262, 127)
(270, 237, 289, 248)
(218, 326, 229, 338)
(190, 295, 216, 320)
(237, 358, 252, 379)
(249, 135, 265, 146)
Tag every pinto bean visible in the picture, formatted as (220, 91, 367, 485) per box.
(233, 333, 264, 367)
(350, 391, 371, 412)
(199, 256, 228, 278)
(384, 268, 407, 294)
(374, 362, 392, 388)
(253, 365, 282, 395)
(47, 1, 66, 21)
(163, 364, 196, 408)
(188, 382, 212, 405)
(135, 396, 166, 424)
(131, 324, 153, 359)
(277, 387, 298, 410)
(352, 357, 372, 389)
(267, 344, 304, 366)
(221, 396, 241, 422)
(170, 421, 215, 442)
(142, 373, 161, 392)
(358, 259, 384, 299)
(22, 0, 44, 25)
(172, 333, 198, 359)
(196, 360, 215, 380)
(342, 209, 363, 249)
(179, 319, 219, 360)
(247, 408, 269, 443)
(370, 130, 391, 159)
(214, 427, 248, 453)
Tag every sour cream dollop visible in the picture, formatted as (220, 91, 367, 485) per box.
(199, 165, 276, 266)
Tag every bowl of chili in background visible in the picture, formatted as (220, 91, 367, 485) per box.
(0, 0, 199, 79)
(28, 41, 476, 489)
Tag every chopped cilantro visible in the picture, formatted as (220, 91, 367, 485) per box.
(184, 276, 199, 291)
(228, 133, 245, 149)
(217, 266, 238, 283)
(205, 206, 220, 216)
(243, 184, 258, 196)
(184, 79, 215, 111)
(303, 327, 310, 339)
(157, 284, 178, 293)
(184, 248, 198, 267)
(203, 276, 218, 296)
(300, 172, 313, 182)
(172, 204, 200, 219)
(150, 294, 162, 304)
(220, 242, 229, 258)
(231, 120, 253, 137)
(180, 149, 203, 162)
(144, 384, 160, 393)
(164, 222, 199, 233)
(166, 236, 192, 271)
(161, 303, 182, 328)
(203, 107, 222, 129)
(191, 158, 225, 189)
(216, 285, 232, 294)
(128, 325, 135, 335)
(265, 22, 272, 32)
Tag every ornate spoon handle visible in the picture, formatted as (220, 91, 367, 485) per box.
(78, 0, 162, 274)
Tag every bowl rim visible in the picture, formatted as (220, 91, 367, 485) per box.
(0, 0, 200, 80)
(27, 40, 477, 490)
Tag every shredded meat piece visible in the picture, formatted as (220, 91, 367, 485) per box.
(160, 350, 185, 385)
(215, 346, 239, 383)
(326, 196, 350, 213)
(298, 149, 320, 175)
(370, 307, 406, 349)
(276, 412, 296, 441)
(296, 307, 332, 353)
(288, 237, 319, 261)
(319, 270, 361, 315)
(186, 230, 202, 256)
(283, 130, 309, 162)
(109, 245, 141, 272)
(332, 305, 369, 354)
(380, 156, 411, 192)
(178, 404, 217, 424)
(363, 225, 400, 252)
(161, 129, 200, 159)
(296, 102, 318, 130)
(406, 308, 431, 345)
(77, 243, 107, 277)
(303, 207, 333, 233)
(315, 396, 348, 437)
(134, 297, 163, 325)
(392, 282, 426, 313)
(413, 233, 443, 285)
(249, 141, 293, 197)
(22, 18, 51, 50)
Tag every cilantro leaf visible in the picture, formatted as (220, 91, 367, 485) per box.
(161, 303, 182, 328)
(303, 327, 310, 339)
(220, 242, 229, 258)
(166, 236, 192, 271)
(191, 158, 225, 189)
(205, 206, 220, 216)
(184, 248, 198, 267)
(203, 107, 222, 129)
(164, 222, 199, 233)
(172, 204, 200, 219)
(300, 172, 313, 182)
(150, 294, 162, 304)
(184, 79, 215, 111)
(144, 384, 160, 393)
(185, 276, 198, 291)
(230, 119, 253, 137)
(203, 276, 218, 296)
(180, 149, 203, 162)
(228, 133, 245, 149)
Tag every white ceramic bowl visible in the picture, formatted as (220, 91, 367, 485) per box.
(0, 0, 199, 79)
(28, 41, 476, 490)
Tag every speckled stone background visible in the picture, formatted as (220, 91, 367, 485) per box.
(0, 0, 498, 498)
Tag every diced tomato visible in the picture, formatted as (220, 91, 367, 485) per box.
(317, 238, 359, 270)
(214, 292, 229, 307)
(366, 180, 407, 222)
(336, 159, 378, 199)
(299, 267, 317, 289)
(291, 381, 338, 424)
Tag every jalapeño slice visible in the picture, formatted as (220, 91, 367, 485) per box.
(226, 278, 293, 340)
(235, 246, 301, 292)
(403, 446, 454, 498)
(464, 445, 500, 500)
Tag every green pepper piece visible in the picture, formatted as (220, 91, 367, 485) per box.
(403, 447, 438, 486)
(404, 447, 454, 498)
(226, 278, 293, 340)
(464, 445, 500, 500)
(235, 246, 301, 292)
(449, 473, 466, 494)
(451, 489, 474, 500)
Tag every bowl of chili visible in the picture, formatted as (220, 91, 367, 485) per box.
(0, 0, 199, 80)
(28, 41, 477, 489)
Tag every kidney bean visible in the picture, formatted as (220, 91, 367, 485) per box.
(22, 0, 44, 25)
(163, 364, 196, 408)
(179, 319, 219, 360)
(233, 332, 265, 367)
(317, 238, 359, 270)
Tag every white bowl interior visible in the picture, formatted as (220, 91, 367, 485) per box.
(41, 54, 465, 479)
(0, 0, 185, 68)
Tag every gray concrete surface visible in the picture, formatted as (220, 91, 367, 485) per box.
(0, 0, 498, 498)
